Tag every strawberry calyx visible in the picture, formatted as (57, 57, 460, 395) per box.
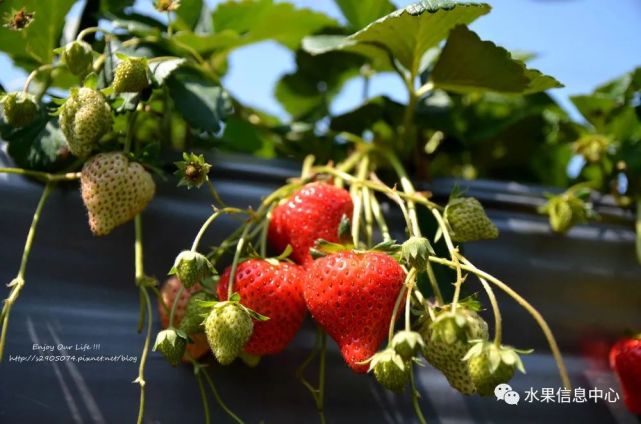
(153, 328, 189, 367)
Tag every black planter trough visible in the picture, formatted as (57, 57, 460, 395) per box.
(0, 152, 639, 423)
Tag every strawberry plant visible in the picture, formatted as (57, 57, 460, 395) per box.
(0, 0, 581, 422)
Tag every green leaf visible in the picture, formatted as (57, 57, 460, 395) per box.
(211, 0, 337, 50)
(166, 66, 233, 133)
(0, 0, 76, 66)
(149, 57, 186, 85)
(1, 111, 72, 172)
(219, 116, 275, 156)
(430, 25, 562, 94)
(275, 50, 363, 119)
(175, 0, 204, 31)
(303, 2, 490, 74)
(334, 0, 395, 30)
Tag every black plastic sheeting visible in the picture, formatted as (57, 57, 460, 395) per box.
(0, 152, 639, 423)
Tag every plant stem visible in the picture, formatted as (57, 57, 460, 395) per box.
(123, 104, 141, 155)
(410, 367, 427, 424)
(477, 275, 502, 346)
(0, 168, 81, 182)
(430, 209, 463, 311)
(296, 327, 327, 424)
(428, 255, 571, 389)
(134, 215, 153, 424)
(0, 182, 53, 361)
(76, 26, 114, 42)
(388, 269, 416, 342)
(22, 64, 57, 94)
(191, 208, 244, 252)
(206, 179, 227, 209)
(369, 192, 391, 241)
(202, 369, 244, 424)
(168, 285, 184, 328)
(135, 285, 153, 424)
(227, 223, 252, 299)
(195, 371, 211, 424)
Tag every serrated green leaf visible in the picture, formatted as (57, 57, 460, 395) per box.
(149, 57, 186, 85)
(303, 2, 490, 74)
(2, 112, 72, 172)
(175, 0, 204, 31)
(334, 0, 395, 30)
(209, 0, 337, 51)
(431, 25, 562, 94)
(275, 50, 363, 119)
(166, 66, 232, 133)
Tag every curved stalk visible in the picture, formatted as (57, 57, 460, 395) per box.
(477, 276, 502, 346)
(0, 182, 53, 361)
(191, 208, 244, 252)
(428, 255, 571, 389)
(430, 209, 464, 311)
(410, 367, 427, 424)
(202, 369, 244, 424)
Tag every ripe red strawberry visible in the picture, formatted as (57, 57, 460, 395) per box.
(268, 183, 353, 264)
(304, 251, 405, 373)
(610, 336, 641, 414)
(217, 259, 306, 356)
(158, 277, 209, 361)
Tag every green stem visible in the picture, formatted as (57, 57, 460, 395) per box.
(227, 223, 252, 299)
(22, 64, 57, 94)
(296, 327, 327, 424)
(431, 208, 463, 311)
(369, 192, 391, 242)
(134, 215, 152, 424)
(202, 369, 244, 424)
(388, 269, 416, 342)
(428, 255, 571, 389)
(0, 168, 80, 182)
(0, 182, 53, 361)
(477, 275, 502, 347)
(195, 371, 211, 424)
(135, 285, 153, 424)
(206, 179, 227, 209)
(168, 285, 184, 328)
(76, 26, 114, 42)
(123, 104, 141, 155)
(191, 208, 244, 252)
(410, 367, 427, 424)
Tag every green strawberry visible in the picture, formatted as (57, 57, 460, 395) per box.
(178, 291, 215, 335)
(170, 251, 217, 288)
(419, 307, 489, 394)
(153, 328, 188, 367)
(401, 236, 432, 269)
(1, 92, 38, 128)
(60, 40, 93, 76)
(391, 330, 425, 360)
(59, 87, 112, 157)
(444, 197, 498, 243)
(369, 348, 410, 393)
(112, 57, 149, 93)
(204, 302, 253, 365)
(541, 193, 592, 234)
(464, 341, 529, 396)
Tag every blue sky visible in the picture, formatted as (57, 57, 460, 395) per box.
(1, 0, 640, 121)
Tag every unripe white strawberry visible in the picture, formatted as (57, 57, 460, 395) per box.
(80, 152, 155, 236)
